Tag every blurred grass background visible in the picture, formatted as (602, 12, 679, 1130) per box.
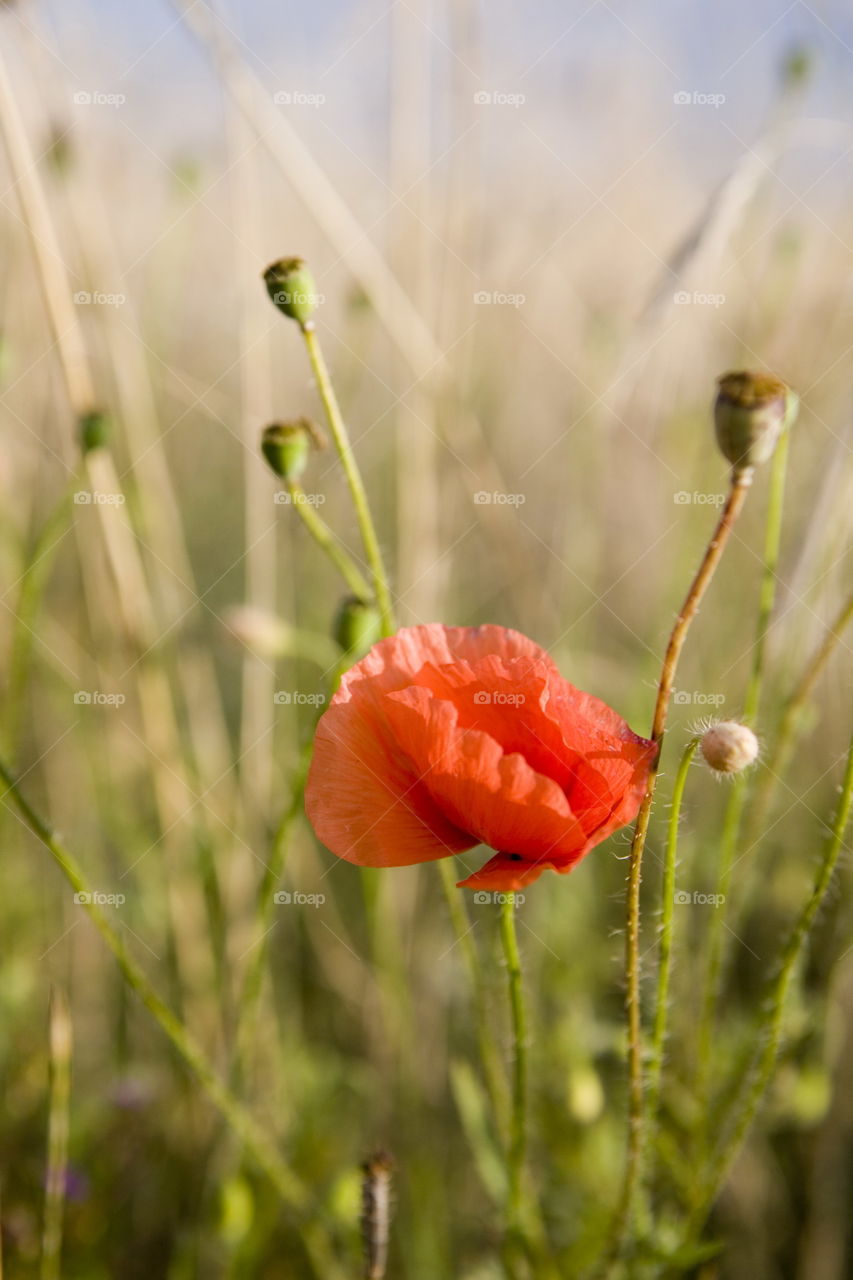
(1, 1, 852, 1276)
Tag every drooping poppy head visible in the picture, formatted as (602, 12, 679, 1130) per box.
(305, 624, 656, 891)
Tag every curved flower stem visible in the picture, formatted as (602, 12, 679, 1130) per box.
(688, 727, 853, 1236)
(499, 893, 528, 1275)
(0, 758, 308, 1213)
(611, 466, 754, 1261)
(697, 428, 791, 1100)
(647, 738, 699, 1135)
(284, 480, 373, 602)
(300, 322, 395, 635)
(744, 588, 853, 850)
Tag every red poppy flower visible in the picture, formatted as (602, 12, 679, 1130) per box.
(305, 624, 656, 891)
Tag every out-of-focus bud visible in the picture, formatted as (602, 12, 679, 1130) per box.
(700, 721, 759, 775)
(263, 257, 317, 326)
(222, 605, 292, 657)
(713, 371, 797, 473)
(261, 420, 312, 482)
(79, 409, 110, 454)
(334, 596, 381, 656)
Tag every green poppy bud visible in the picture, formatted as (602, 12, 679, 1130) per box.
(333, 596, 381, 656)
(713, 371, 797, 473)
(263, 257, 318, 326)
(79, 409, 110, 454)
(261, 420, 312, 482)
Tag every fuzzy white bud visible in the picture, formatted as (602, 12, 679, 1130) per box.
(700, 721, 759, 775)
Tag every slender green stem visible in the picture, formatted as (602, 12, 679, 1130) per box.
(745, 589, 853, 850)
(697, 428, 791, 1094)
(610, 467, 753, 1262)
(499, 894, 528, 1275)
(285, 480, 372, 602)
(41, 989, 72, 1280)
(300, 323, 395, 636)
(0, 758, 307, 1212)
(437, 861, 509, 1132)
(647, 739, 699, 1134)
(688, 728, 853, 1234)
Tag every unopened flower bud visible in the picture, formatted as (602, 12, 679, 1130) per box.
(334, 596, 381, 656)
(222, 605, 291, 657)
(261, 420, 312, 482)
(79, 409, 110, 454)
(263, 257, 317, 326)
(700, 721, 759, 775)
(714, 371, 797, 472)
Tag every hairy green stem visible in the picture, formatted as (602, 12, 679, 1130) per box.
(300, 323, 395, 635)
(499, 894, 528, 1276)
(647, 739, 699, 1134)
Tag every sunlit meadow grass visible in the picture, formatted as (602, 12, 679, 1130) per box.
(1, 6, 853, 1278)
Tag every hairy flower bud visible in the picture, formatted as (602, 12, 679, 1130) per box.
(714, 371, 797, 473)
(261, 420, 312, 482)
(263, 257, 317, 326)
(333, 596, 381, 656)
(700, 721, 759, 775)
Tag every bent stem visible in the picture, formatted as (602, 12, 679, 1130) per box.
(647, 738, 699, 1135)
(499, 894, 528, 1275)
(285, 480, 373, 602)
(612, 465, 754, 1260)
(697, 427, 791, 1098)
(0, 758, 307, 1212)
(688, 727, 853, 1235)
(300, 323, 395, 635)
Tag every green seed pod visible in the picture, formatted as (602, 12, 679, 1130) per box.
(334, 596, 381, 656)
(263, 257, 317, 326)
(79, 409, 110, 454)
(261, 420, 312, 482)
(713, 371, 797, 472)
